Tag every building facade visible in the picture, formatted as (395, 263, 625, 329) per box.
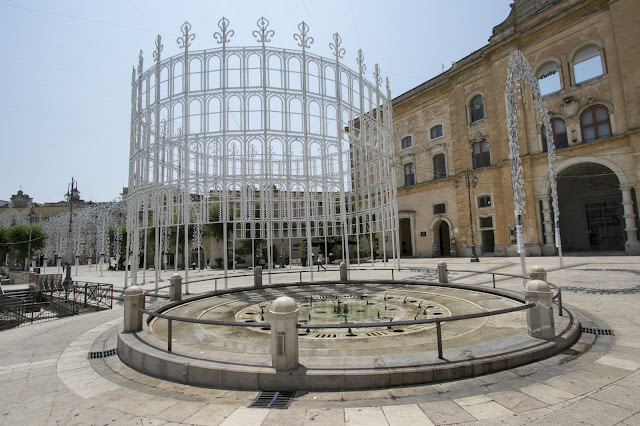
(392, 0, 640, 258)
(0, 190, 92, 227)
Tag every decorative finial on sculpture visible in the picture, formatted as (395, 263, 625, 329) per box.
(357, 49, 366, 74)
(153, 34, 163, 63)
(330, 33, 345, 60)
(294, 21, 313, 50)
(253, 17, 274, 46)
(177, 21, 195, 50)
(374, 64, 382, 87)
(137, 50, 143, 78)
(214, 17, 234, 46)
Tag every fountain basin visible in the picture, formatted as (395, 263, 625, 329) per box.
(117, 281, 580, 390)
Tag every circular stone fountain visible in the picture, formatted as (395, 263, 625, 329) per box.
(117, 281, 580, 390)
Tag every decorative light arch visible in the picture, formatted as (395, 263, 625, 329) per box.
(505, 49, 563, 273)
(126, 18, 399, 288)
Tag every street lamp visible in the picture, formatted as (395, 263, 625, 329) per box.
(27, 199, 33, 271)
(64, 177, 79, 284)
(454, 169, 480, 262)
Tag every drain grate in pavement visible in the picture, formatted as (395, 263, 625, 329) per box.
(581, 326, 614, 336)
(88, 348, 117, 359)
(249, 391, 296, 409)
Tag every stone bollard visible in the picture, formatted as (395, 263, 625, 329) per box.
(270, 296, 299, 370)
(124, 286, 145, 332)
(529, 265, 547, 282)
(524, 280, 555, 340)
(169, 273, 182, 302)
(254, 266, 263, 288)
(437, 261, 449, 283)
(340, 262, 347, 282)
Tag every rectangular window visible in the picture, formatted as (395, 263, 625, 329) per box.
(433, 203, 446, 214)
(479, 216, 493, 228)
(404, 163, 415, 186)
(430, 125, 443, 140)
(401, 136, 412, 149)
(477, 195, 492, 208)
(472, 141, 490, 169)
(433, 154, 446, 180)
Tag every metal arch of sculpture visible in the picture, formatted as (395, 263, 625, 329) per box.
(41, 199, 126, 276)
(505, 49, 563, 278)
(126, 18, 400, 288)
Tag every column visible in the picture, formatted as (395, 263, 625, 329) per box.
(621, 185, 640, 254)
(540, 196, 555, 256)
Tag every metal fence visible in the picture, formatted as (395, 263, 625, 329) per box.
(0, 282, 113, 331)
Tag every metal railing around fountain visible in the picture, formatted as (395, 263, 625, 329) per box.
(168, 265, 562, 317)
(443, 268, 563, 317)
(134, 299, 535, 360)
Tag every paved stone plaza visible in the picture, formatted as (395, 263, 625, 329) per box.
(1, 255, 639, 425)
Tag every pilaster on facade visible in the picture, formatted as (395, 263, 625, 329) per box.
(620, 184, 640, 254)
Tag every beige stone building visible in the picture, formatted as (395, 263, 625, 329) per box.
(392, 0, 640, 258)
(0, 189, 92, 226)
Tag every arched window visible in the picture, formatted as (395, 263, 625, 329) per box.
(573, 44, 604, 84)
(430, 124, 443, 140)
(536, 61, 561, 96)
(401, 136, 412, 149)
(470, 95, 485, 123)
(472, 140, 490, 169)
(433, 154, 446, 180)
(542, 118, 569, 152)
(404, 163, 415, 186)
(580, 105, 611, 142)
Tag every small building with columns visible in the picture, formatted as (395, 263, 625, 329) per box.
(392, 0, 640, 257)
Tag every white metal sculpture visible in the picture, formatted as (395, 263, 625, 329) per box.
(41, 199, 125, 276)
(505, 49, 563, 279)
(126, 18, 399, 288)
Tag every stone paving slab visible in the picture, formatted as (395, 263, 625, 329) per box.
(1, 256, 639, 425)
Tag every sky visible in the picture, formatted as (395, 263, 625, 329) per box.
(0, 0, 512, 204)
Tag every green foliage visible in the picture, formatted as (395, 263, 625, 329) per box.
(332, 244, 342, 260)
(203, 202, 237, 242)
(0, 228, 8, 262)
(298, 241, 307, 259)
(235, 239, 252, 256)
(236, 238, 266, 258)
(4, 224, 47, 261)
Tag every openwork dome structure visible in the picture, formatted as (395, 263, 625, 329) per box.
(126, 18, 399, 287)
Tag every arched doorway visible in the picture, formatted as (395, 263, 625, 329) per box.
(432, 220, 451, 256)
(557, 163, 625, 251)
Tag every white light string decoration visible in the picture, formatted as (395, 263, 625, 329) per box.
(125, 18, 399, 288)
(505, 49, 563, 283)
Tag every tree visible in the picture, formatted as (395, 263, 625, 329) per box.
(203, 202, 236, 242)
(0, 228, 8, 264)
(332, 244, 343, 260)
(5, 224, 47, 263)
(298, 241, 307, 260)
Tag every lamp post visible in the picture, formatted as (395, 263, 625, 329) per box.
(27, 200, 33, 271)
(454, 169, 479, 262)
(64, 177, 79, 285)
